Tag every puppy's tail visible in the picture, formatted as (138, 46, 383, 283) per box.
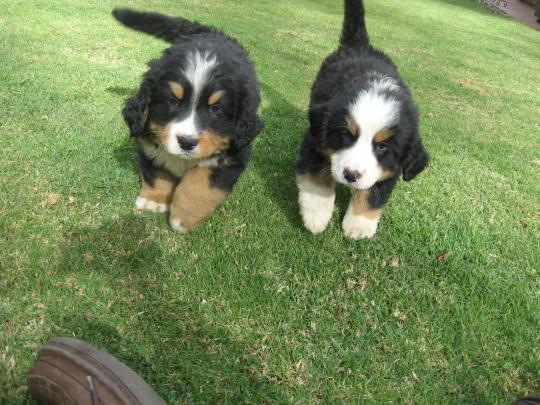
(340, 0, 369, 49)
(112, 8, 211, 43)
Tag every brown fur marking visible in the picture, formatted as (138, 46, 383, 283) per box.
(378, 167, 394, 182)
(169, 82, 184, 100)
(350, 190, 382, 220)
(297, 171, 335, 189)
(374, 129, 392, 143)
(149, 121, 171, 145)
(346, 117, 358, 137)
(170, 167, 227, 229)
(197, 130, 230, 158)
(139, 170, 177, 205)
(208, 90, 225, 106)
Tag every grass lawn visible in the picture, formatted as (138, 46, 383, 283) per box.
(1, 0, 539, 403)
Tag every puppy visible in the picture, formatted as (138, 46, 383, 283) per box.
(113, 9, 263, 233)
(296, 0, 429, 239)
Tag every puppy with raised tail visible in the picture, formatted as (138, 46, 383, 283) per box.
(296, 0, 429, 239)
(113, 9, 263, 233)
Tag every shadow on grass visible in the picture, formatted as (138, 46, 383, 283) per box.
(61, 214, 160, 274)
(254, 84, 306, 229)
(107, 86, 137, 97)
(50, 313, 285, 403)
(107, 85, 140, 175)
(113, 136, 139, 175)
(57, 215, 285, 403)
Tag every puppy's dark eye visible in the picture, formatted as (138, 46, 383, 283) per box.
(375, 143, 388, 153)
(168, 97, 181, 106)
(209, 104, 223, 116)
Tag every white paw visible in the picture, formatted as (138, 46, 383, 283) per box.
(342, 212, 379, 240)
(298, 183, 335, 234)
(169, 217, 188, 233)
(135, 196, 169, 213)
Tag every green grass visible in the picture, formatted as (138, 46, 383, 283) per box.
(1, 0, 539, 403)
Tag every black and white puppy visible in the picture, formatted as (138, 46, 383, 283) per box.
(113, 8, 263, 233)
(296, 0, 429, 239)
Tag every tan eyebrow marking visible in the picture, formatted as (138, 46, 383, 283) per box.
(374, 128, 393, 143)
(168, 82, 184, 100)
(208, 90, 225, 106)
(346, 117, 358, 137)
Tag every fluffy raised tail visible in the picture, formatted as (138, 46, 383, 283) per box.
(112, 8, 211, 43)
(340, 0, 369, 48)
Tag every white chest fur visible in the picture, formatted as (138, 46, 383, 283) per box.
(140, 140, 199, 178)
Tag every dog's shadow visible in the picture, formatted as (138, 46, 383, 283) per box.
(107, 86, 137, 98)
(57, 215, 286, 402)
(254, 84, 306, 228)
(108, 86, 140, 174)
(113, 136, 139, 175)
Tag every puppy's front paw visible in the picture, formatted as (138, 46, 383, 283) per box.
(342, 213, 379, 240)
(298, 188, 335, 234)
(169, 217, 188, 233)
(135, 196, 170, 213)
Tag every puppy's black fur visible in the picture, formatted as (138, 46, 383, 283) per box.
(296, 0, 429, 238)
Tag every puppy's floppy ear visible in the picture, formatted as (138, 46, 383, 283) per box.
(236, 112, 264, 146)
(308, 102, 330, 139)
(234, 88, 264, 148)
(122, 85, 151, 137)
(402, 135, 429, 181)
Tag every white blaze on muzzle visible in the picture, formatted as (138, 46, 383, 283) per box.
(163, 51, 219, 157)
(332, 81, 400, 189)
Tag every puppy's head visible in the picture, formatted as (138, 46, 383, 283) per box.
(310, 76, 429, 189)
(123, 49, 262, 159)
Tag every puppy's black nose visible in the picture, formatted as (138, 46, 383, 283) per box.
(343, 169, 361, 183)
(178, 137, 198, 151)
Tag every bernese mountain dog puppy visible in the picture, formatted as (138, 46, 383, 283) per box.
(113, 9, 263, 233)
(296, 0, 429, 240)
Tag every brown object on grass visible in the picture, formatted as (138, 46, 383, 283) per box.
(27, 337, 166, 405)
(512, 397, 540, 405)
